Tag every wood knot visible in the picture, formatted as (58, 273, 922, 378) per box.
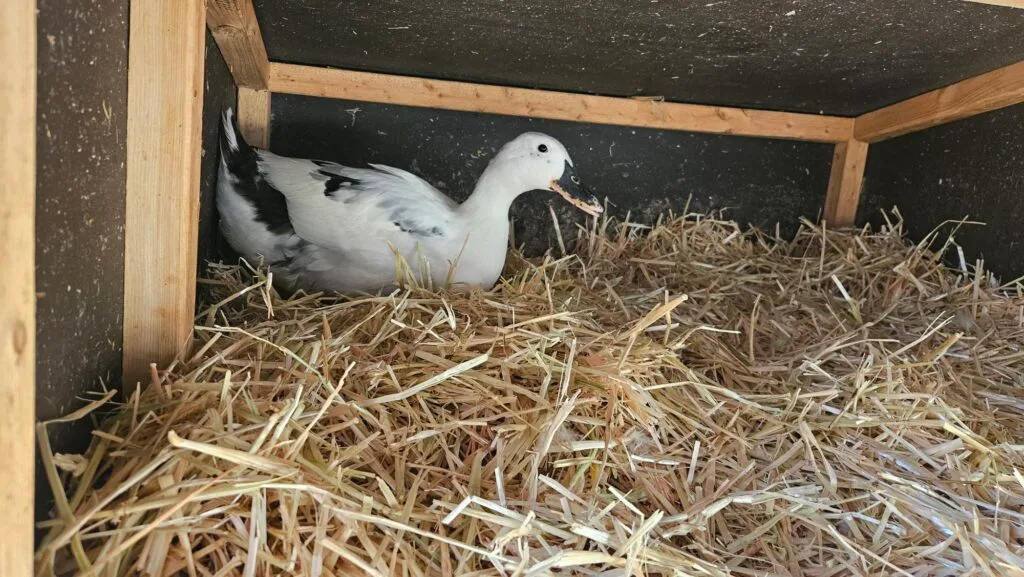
(11, 319, 28, 356)
(213, 24, 244, 38)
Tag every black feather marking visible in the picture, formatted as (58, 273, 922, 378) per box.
(392, 219, 445, 238)
(315, 169, 361, 198)
(219, 109, 293, 235)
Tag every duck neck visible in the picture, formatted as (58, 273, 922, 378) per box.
(458, 161, 526, 223)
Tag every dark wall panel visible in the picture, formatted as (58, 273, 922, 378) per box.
(859, 104, 1024, 281)
(35, 0, 129, 526)
(269, 94, 832, 255)
(198, 32, 237, 276)
(253, 0, 1024, 116)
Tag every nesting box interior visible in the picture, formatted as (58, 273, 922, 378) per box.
(4, 0, 1024, 574)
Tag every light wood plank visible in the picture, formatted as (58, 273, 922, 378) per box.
(207, 0, 269, 89)
(823, 140, 869, 228)
(856, 60, 1024, 142)
(0, 0, 36, 574)
(960, 1, 1024, 8)
(238, 87, 271, 148)
(124, 0, 206, 386)
(269, 63, 854, 143)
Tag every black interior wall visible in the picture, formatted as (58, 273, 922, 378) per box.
(859, 104, 1024, 282)
(269, 95, 833, 254)
(35, 0, 128, 530)
(199, 33, 237, 276)
(34, 3, 236, 531)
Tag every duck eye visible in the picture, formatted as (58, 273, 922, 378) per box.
(537, 144, 548, 153)
(571, 175, 580, 185)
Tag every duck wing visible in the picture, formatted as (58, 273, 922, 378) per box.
(254, 150, 460, 254)
(219, 108, 467, 293)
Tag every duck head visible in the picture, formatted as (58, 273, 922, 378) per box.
(494, 132, 603, 216)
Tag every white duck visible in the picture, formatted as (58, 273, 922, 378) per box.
(216, 108, 602, 294)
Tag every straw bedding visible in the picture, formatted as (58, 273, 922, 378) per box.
(37, 210, 1024, 576)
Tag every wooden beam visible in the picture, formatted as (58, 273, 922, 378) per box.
(823, 140, 869, 228)
(0, 0, 36, 574)
(960, 1, 1024, 8)
(856, 60, 1024, 142)
(207, 0, 270, 89)
(124, 0, 206, 386)
(238, 87, 271, 148)
(268, 63, 854, 143)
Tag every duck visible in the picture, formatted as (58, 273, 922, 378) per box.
(216, 108, 602, 295)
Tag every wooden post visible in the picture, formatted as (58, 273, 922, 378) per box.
(123, 0, 206, 386)
(0, 0, 36, 574)
(824, 140, 870, 228)
(238, 87, 272, 149)
(207, 0, 270, 89)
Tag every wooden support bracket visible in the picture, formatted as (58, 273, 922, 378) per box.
(824, 140, 870, 228)
(207, 0, 270, 89)
(0, 0, 36, 573)
(123, 0, 206, 386)
(238, 87, 272, 148)
(856, 60, 1024, 142)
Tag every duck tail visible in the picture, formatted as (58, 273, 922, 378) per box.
(220, 106, 256, 170)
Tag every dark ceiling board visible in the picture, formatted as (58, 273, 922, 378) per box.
(269, 93, 833, 256)
(252, 0, 1024, 116)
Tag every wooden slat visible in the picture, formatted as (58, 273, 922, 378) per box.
(960, 0, 1024, 8)
(0, 0, 36, 574)
(207, 0, 269, 89)
(269, 63, 854, 143)
(124, 0, 206, 386)
(856, 60, 1024, 142)
(238, 87, 272, 148)
(823, 140, 869, 228)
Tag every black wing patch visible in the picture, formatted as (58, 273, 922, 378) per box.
(315, 170, 361, 198)
(309, 161, 363, 199)
(219, 112, 293, 235)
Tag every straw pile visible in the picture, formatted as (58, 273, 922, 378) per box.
(37, 210, 1024, 577)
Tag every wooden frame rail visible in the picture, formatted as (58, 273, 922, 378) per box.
(1, 0, 36, 574)
(267, 63, 854, 143)
(960, 1, 1024, 8)
(855, 60, 1024, 142)
(208, 0, 272, 148)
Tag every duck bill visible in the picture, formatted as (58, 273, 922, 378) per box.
(549, 161, 603, 216)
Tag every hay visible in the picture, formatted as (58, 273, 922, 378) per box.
(36, 210, 1024, 577)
